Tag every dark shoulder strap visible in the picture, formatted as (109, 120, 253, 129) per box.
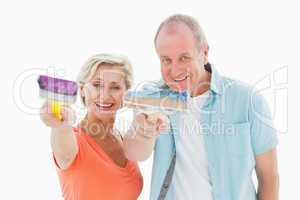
(157, 152, 176, 200)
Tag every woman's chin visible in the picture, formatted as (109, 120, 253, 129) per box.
(87, 107, 116, 121)
(95, 110, 116, 118)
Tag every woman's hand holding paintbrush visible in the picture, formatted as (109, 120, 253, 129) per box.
(40, 101, 76, 128)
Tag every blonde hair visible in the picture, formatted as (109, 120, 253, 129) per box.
(77, 53, 133, 105)
(154, 14, 208, 50)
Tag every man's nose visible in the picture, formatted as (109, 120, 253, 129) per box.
(171, 63, 184, 76)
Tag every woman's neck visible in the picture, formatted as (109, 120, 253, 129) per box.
(79, 114, 115, 139)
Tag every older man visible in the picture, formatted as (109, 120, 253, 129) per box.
(124, 14, 279, 200)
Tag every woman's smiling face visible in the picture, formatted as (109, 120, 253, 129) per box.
(81, 65, 127, 121)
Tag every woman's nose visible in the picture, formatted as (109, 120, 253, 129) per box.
(99, 88, 112, 102)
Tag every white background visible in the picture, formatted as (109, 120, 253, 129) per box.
(0, 0, 298, 199)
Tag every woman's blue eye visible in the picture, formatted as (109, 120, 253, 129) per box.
(93, 83, 103, 88)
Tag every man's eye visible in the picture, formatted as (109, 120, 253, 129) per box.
(162, 58, 171, 65)
(180, 56, 190, 62)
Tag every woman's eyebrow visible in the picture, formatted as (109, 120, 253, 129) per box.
(91, 79, 121, 85)
(92, 78, 103, 81)
(110, 81, 121, 85)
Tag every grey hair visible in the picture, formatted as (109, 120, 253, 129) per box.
(154, 14, 208, 50)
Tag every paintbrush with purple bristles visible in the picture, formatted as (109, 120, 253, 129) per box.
(38, 75, 78, 120)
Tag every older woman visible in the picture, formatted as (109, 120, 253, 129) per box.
(40, 54, 143, 200)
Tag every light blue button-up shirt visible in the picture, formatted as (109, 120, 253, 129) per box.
(146, 65, 278, 200)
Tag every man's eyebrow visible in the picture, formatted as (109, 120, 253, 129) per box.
(179, 52, 191, 57)
(160, 55, 170, 59)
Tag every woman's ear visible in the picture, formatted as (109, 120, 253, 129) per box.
(79, 84, 86, 105)
(119, 99, 124, 109)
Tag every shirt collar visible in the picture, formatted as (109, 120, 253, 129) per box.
(207, 63, 223, 95)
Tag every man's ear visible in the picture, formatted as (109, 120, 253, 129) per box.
(197, 43, 209, 64)
(202, 43, 209, 64)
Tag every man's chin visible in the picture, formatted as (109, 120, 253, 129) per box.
(164, 80, 189, 92)
(169, 85, 187, 93)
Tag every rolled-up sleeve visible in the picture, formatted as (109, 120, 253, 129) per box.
(248, 92, 278, 155)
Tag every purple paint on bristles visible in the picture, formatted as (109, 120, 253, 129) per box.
(38, 75, 78, 96)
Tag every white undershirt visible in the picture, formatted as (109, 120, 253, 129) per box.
(172, 91, 213, 200)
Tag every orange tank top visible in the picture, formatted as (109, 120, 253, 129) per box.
(53, 128, 143, 200)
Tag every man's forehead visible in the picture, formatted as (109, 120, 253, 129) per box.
(157, 39, 196, 57)
(158, 22, 194, 39)
(160, 51, 192, 58)
(156, 24, 196, 54)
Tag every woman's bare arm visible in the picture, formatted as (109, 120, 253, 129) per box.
(40, 102, 78, 169)
(123, 112, 169, 161)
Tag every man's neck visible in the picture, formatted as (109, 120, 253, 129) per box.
(190, 71, 211, 97)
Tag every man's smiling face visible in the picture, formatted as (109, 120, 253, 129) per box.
(155, 22, 208, 95)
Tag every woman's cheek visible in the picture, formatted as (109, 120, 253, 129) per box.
(112, 91, 123, 107)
